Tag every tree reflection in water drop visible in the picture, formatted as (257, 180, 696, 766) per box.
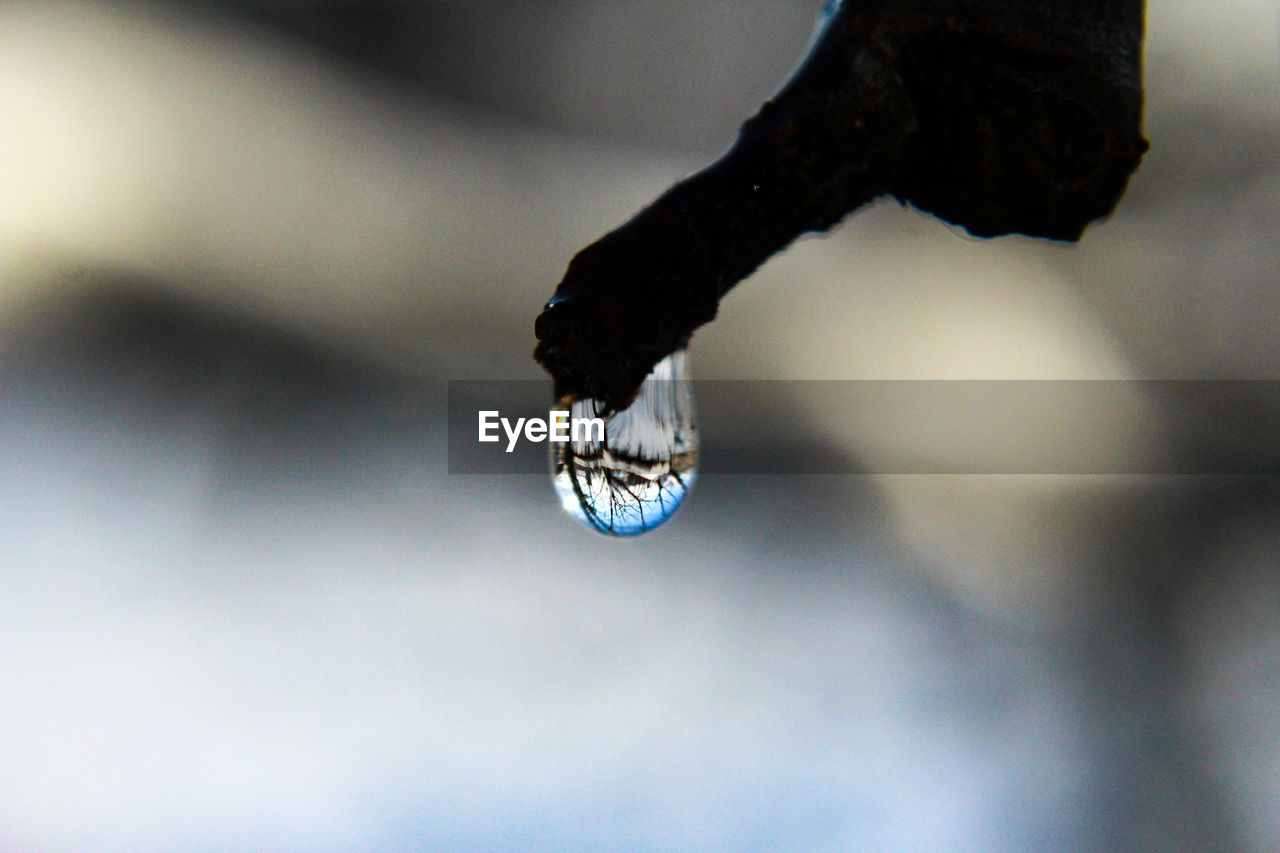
(552, 350, 697, 536)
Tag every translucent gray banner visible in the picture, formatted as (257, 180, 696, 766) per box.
(448, 380, 1280, 475)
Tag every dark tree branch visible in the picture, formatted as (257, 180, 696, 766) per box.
(535, 0, 1148, 411)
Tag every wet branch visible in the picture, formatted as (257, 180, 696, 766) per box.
(534, 0, 1148, 410)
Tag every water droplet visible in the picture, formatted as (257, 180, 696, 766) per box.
(551, 350, 698, 536)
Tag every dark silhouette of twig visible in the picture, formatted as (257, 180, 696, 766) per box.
(535, 0, 1147, 411)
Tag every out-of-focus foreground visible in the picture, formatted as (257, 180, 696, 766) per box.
(1, 1, 1278, 850)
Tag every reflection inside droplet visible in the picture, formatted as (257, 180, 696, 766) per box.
(551, 350, 698, 536)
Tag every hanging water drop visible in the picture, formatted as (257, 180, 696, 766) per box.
(551, 350, 698, 536)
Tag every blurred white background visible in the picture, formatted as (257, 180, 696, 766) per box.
(1, 0, 1278, 850)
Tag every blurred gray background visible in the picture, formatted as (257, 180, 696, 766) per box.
(1, 0, 1278, 850)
